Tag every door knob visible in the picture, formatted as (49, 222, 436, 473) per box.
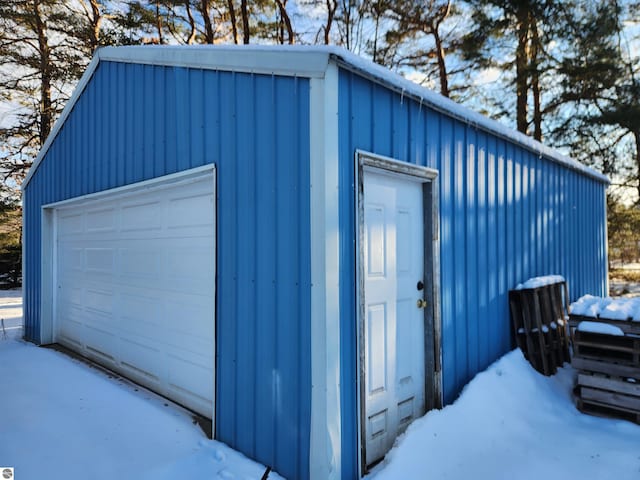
(416, 298, 427, 309)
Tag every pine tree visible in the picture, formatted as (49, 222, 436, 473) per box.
(552, 1, 640, 199)
(374, 0, 455, 97)
(461, 0, 565, 140)
(0, 0, 90, 183)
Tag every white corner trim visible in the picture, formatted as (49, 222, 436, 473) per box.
(39, 207, 55, 345)
(22, 54, 101, 189)
(22, 202, 27, 339)
(309, 63, 341, 480)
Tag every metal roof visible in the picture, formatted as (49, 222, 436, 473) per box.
(23, 45, 609, 187)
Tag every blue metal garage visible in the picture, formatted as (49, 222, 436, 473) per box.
(22, 45, 608, 480)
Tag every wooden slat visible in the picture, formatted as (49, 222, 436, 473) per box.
(577, 399, 640, 424)
(581, 387, 640, 412)
(533, 289, 554, 375)
(572, 357, 640, 379)
(509, 281, 572, 375)
(573, 331, 640, 366)
(575, 339, 636, 354)
(578, 373, 640, 397)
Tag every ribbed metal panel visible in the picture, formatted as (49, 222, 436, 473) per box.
(338, 69, 607, 477)
(23, 61, 311, 480)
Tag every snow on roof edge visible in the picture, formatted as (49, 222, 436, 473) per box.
(24, 44, 609, 189)
(327, 48, 609, 184)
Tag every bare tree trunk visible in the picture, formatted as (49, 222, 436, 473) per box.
(371, 2, 383, 62)
(530, 15, 542, 141)
(341, 0, 352, 50)
(515, 5, 530, 135)
(275, 0, 294, 44)
(185, 0, 197, 44)
(324, 0, 338, 44)
(433, 27, 449, 97)
(227, 0, 238, 44)
(88, 0, 102, 50)
(155, 0, 164, 44)
(200, 0, 214, 43)
(634, 131, 640, 201)
(433, 1, 451, 98)
(34, 0, 52, 144)
(241, 0, 249, 44)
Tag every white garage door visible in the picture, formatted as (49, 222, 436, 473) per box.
(54, 170, 216, 418)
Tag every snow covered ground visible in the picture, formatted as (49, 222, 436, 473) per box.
(367, 351, 640, 480)
(0, 290, 281, 480)
(610, 279, 640, 297)
(2, 290, 640, 480)
(0, 288, 23, 334)
(609, 264, 640, 297)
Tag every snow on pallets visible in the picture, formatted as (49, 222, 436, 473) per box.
(569, 296, 640, 425)
(569, 314, 640, 336)
(508, 277, 571, 376)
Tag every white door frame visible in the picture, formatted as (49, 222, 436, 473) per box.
(39, 164, 217, 425)
(354, 150, 442, 475)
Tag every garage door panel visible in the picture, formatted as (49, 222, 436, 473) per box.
(165, 335, 211, 360)
(168, 248, 214, 282)
(120, 295, 163, 330)
(119, 338, 162, 380)
(86, 208, 116, 232)
(167, 193, 214, 228)
(168, 354, 213, 401)
(83, 326, 117, 360)
(85, 248, 115, 274)
(84, 288, 114, 317)
(54, 172, 215, 418)
(117, 274, 165, 291)
(120, 248, 163, 278)
(58, 312, 82, 336)
(58, 246, 84, 272)
(83, 309, 117, 334)
(58, 212, 84, 235)
(121, 201, 163, 232)
(165, 296, 213, 332)
(58, 285, 83, 305)
(58, 333, 83, 351)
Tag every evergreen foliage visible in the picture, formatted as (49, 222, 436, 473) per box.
(3, 0, 640, 279)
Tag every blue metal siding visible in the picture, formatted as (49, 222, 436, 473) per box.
(24, 61, 311, 480)
(338, 68, 608, 477)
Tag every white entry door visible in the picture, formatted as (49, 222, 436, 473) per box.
(54, 171, 215, 418)
(363, 169, 426, 467)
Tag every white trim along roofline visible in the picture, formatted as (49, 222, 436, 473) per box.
(23, 44, 609, 189)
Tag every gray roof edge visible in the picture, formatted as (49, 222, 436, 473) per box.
(97, 44, 332, 77)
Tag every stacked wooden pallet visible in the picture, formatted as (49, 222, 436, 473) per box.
(570, 315, 640, 424)
(508, 280, 571, 376)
